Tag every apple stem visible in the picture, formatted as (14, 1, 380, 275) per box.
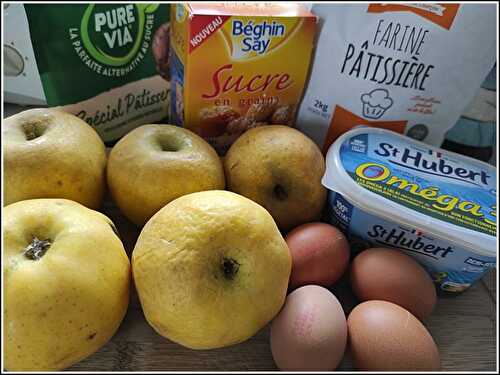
(24, 237, 51, 260)
(273, 184, 288, 201)
(22, 122, 46, 140)
(222, 257, 240, 280)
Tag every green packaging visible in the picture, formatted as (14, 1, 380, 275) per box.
(7, 4, 171, 143)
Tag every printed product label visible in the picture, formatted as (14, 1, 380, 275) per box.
(296, 4, 496, 151)
(170, 51, 185, 126)
(58, 76, 169, 141)
(326, 192, 496, 292)
(24, 4, 170, 142)
(338, 131, 497, 236)
(170, 4, 316, 155)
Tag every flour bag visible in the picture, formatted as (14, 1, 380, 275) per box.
(296, 3, 496, 153)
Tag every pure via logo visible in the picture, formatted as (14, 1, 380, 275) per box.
(94, 5, 135, 49)
(80, 4, 158, 67)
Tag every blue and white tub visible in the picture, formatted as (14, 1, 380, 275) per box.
(323, 127, 497, 293)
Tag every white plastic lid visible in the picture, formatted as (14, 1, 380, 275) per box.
(322, 127, 497, 257)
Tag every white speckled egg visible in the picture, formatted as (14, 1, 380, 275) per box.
(270, 285, 347, 370)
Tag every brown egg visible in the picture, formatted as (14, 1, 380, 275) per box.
(286, 223, 350, 289)
(350, 247, 437, 320)
(348, 300, 440, 371)
(270, 285, 347, 371)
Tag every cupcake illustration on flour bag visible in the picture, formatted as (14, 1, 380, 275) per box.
(360, 89, 393, 120)
(297, 4, 496, 153)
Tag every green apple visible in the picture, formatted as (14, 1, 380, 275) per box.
(224, 125, 327, 231)
(107, 124, 225, 226)
(132, 190, 291, 349)
(3, 108, 107, 209)
(3, 199, 130, 371)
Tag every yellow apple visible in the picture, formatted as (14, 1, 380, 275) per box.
(3, 108, 106, 209)
(107, 124, 225, 226)
(224, 125, 327, 231)
(132, 190, 291, 349)
(3, 199, 130, 371)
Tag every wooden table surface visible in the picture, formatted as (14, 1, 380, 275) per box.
(68, 197, 498, 372)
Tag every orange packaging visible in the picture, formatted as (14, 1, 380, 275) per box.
(170, 3, 317, 154)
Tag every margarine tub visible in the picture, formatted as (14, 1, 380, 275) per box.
(323, 127, 497, 293)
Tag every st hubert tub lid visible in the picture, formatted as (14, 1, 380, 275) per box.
(322, 127, 497, 257)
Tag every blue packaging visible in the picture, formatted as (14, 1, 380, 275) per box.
(323, 127, 497, 293)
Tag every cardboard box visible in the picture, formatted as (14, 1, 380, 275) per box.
(170, 3, 316, 154)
